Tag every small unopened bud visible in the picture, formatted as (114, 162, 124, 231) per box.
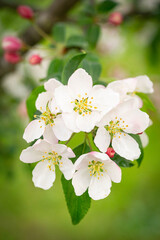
(17, 5, 34, 19)
(108, 12, 123, 26)
(2, 36, 22, 52)
(137, 132, 143, 135)
(29, 54, 42, 65)
(4, 52, 21, 64)
(106, 147, 115, 158)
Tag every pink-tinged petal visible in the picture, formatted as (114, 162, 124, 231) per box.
(88, 173, 111, 200)
(36, 92, 53, 112)
(32, 160, 55, 190)
(104, 160, 122, 183)
(135, 75, 154, 93)
(76, 111, 100, 132)
(62, 113, 80, 132)
(59, 157, 75, 180)
(140, 132, 149, 148)
(68, 68, 92, 98)
(54, 86, 73, 112)
(52, 116, 73, 141)
(63, 147, 75, 158)
(43, 125, 58, 144)
(20, 145, 43, 163)
(74, 153, 94, 170)
(121, 109, 149, 134)
(23, 120, 45, 143)
(94, 127, 110, 152)
(89, 151, 109, 161)
(44, 78, 62, 92)
(72, 168, 91, 196)
(33, 139, 53, 152)
(112, 133, 141, 161)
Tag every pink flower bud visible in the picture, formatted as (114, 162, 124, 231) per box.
(29, 54, 42, 65)
(4, 52, 21, 64)
(108, 12, 123, 26)
(2, 36, 22, 52)
(106, 147, 115, 158)
(17, 5, 34, 19)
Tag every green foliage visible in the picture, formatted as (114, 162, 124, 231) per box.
(130, 134, 144, 167)
(66, 35, 88, 49)
(47, 58, 64, 81)
(136, 93, 156, 112)
(71, 143, 90, 163)
(112, 154, 135, 168)
(26, 85, 45, 121)
(97, 0, 118, 14)
(52, 23, 66, 43)
(86, 24, 100, 48)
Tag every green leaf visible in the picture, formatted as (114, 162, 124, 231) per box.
(72, 142, 90, 163)
(26, 85, 45, 120)
(61, 175, 91, 225)
(62, 53, 86, 84)
(66, 35, 88, 49)
(94, 80, 107, 87)
(47, 58, 64, 81)
(79, 53, 102, 83)
(136, 92, 156, 112)
(130, 134, 144, 167)
(52, 23, 66, 43)
(86, 24, 100, 48)
(97, 0, 118, 13)
(112, 153, 135, 168)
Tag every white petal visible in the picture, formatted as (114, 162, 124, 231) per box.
(104, 160, 121, 183)
(43, 125, 58, 144)
(89, 151, 109, 161)
(63, 147, 75, 158)
(94, 127, 110, 152)
(23, 120, 45, 143)
(76, 111, 100, 132)
(36, 92, 53, 112)
(44, 78, 62, 92)
(135, 75, 154, 93)
(33, 139, 53, 152)
(20, 145, 43, 163)
(140, 132, 149, 148)
(112, 133, 141, 160)
(52, 115, 73, 141)
(72, 168, 91, 196)
(68, 68, 92, 98)
(54, 86, 73, 112)
(88, 173, 111, 200)
(62, 113, 80, 132)
(49, 97, 60, 114)
(32, 160, 55, 190)
(59, 157, 75, 180)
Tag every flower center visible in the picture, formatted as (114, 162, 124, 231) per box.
(34, 106, 57, 126)
(105, 116, 128, 138)
(42, 151, 62, 171)
(88, 160, 105, 178)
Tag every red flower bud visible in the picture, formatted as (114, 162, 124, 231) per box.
(17, 5, 34, 19)
(4, 52, 21, 64)
(106, 147, 115, 158)
(2, 36, 22, 52)
(108, 12, 123, 26)
(137, 132, 143, 135)
(29, 54, 42, 65)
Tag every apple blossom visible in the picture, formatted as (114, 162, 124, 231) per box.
(2, 36, 22, 52)
(94, 99, 150, 160)
(106, 147, 115, 158)
(55, 68, 120, 133)
(29, 54, 42, 65)
(17, 5, 34, 19)
(4, 52, 21, 64)
(72, 152, 121, 200)
(108, 12, 123, 26)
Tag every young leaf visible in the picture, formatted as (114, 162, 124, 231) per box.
(112, 153, 135, 168)
(136, 92, 156, 112)
(47, 58, 64, 81)
(71, 142, 90, 163)
(66, 35, 88, 49)
(52, 23, 66, 43)
(86, 24, 100, 48)
(62, 53, 86, 84)
(130, 134, 144, 167)
(97, 0, 118, 14)
(61, 176, 91, 225)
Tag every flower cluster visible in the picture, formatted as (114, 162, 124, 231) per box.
(20, 68, 153, 200)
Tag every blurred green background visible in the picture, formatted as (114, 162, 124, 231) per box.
(0, 0, 160, 240)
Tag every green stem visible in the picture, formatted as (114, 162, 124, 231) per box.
(33, 22, 55, 45)
(65, 133, 75, 146)
(85, 133, 93, 151)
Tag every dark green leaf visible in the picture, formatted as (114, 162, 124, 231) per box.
(97, 0, 118, 13)
(72, 143, 90, 163)
(130, 134, 144, 167)
(86, 24, 100, 48)
(80, 53, 101, 83)
(66, 35, 88, 49)
(62, 53, 86, 84)
(94, 80, 107, 87)
(61, 175, 91, 225)
(112, 153, 134, 168)
(136, 92, 156, 112)
(26, 85, 45, 121)
(47, 58, 64, 81)
(52, 23, 66, 43)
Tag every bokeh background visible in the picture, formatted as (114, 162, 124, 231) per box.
(0, 0, 160, 239)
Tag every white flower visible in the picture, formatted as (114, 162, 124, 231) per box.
(55, 68, 119, 132)
(72, 151, 121, 200)
(20, 134, 75, 190)
(94, 99, 150, 160)
(23, 78, 72, 142)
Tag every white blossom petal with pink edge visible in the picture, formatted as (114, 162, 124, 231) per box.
(94, 127, 111, 152)
(104, 160, 121, 183)
(32, 160, 56, 190)
(62, 113, 80, 132)
(88, 173, 111, 200)
(20, 145, 43, 163)
(33, 139, 53, 152)
(43, 125, 58, 144)
(62, 147, 75, 158)
(68, 68, 92, 98)
(72, 168, 91, 196)
(112, 133, 140, 160)
(52, 116, 73, 141)
(36, 92, 53, 112)
(23, 119, 45, 143)
(54, 86, 73, 112)
(135, 75, 154, 93)
(44, 78, 62, 92)
(76, 111, 101, 132)
(59, 157, 75, 180)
